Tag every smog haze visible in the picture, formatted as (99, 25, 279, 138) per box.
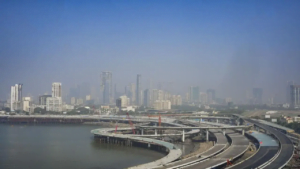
(1, 0, 300, 103)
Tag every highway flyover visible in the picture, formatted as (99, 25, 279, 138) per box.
(245, 118, 294, 169)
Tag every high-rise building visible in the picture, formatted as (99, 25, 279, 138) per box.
(52, 83, 62, 98)
(47, 83, 62, 112)
(116, 95, 129, 108)
(153, 100, 171, 110)
(189, 86, 200, 102)
(290, 85, 300, 108)
(143, 89, 151, 107)
(39, 95, 51, 105)
(152, 89, 164, 102)
(170, 95, 182, 106)
(46, 97, 62, 112)
(11, 84, 23, 111)
(185, 92, 190, 102)
(76, 98, 84, 105)
(206, 89, 216, 104)
(253, 88, 263, 104)
(71, 97, 76, 105)
(129, 83, 136, 104)
(100, 71, 113, 104)
(287, 81, 294, 103)
(152, 89, 159, 102)
(164, 91, 171, 100)
(86, 95, 91, 101)
(22, 97, 31, 112)
(200, 92, 208, 104)
(136, 74, 142, 106)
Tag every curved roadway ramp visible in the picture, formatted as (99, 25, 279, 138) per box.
(228, 131, 279, 169)
(91, 128, 182, 169)
(185, 131, 249, 169)
(246, 119, 294, 169)
(156, 129, 228, 169)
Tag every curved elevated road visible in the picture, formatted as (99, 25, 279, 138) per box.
(156, 129, 228, 169)
(246, 119, 294, 169)
(228, 131, 279, 169)
(92, 128, 182, 169)
(186, 131, 249, 169)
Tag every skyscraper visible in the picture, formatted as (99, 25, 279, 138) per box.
(189, 86, 200, 102)
(136, 74, 142, 106)
(39, 95, 51, 105)
(52, 82, 62, 98)
(143, 89, 151, 107)
(11, 83, 22, 111)
(253, 88, 263, 104)
(290, 85, 300, 108)
(47, 82, 62, 112)
(286, 81, 294, 103)
(207, 89, 216, 104)
(200, 92, 208, 104)
(100, 71, 113, 104)
(129, 83, 136, 104)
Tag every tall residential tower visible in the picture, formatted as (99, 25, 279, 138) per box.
(10, 84, 23, 111)
(136, 74, 142, 106)
(100, 71, 113, 104)
(52, 82, 62, 98)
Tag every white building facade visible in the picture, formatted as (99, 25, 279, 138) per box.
(22, 97, 31, 112)
(46, 97, 62, 112)
(153, 100, 171, 110)
(52, 82, 62, 98)
(11, 84, 22, 111)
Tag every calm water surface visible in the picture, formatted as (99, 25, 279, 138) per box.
(0, 124, 164, 169)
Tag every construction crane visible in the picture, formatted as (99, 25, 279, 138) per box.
(115, 122, 118, 134)
(158, 114, 161, 126)
(158, 114, 162, 134)
(126, 113, 135, 134)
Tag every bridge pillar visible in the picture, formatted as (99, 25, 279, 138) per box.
(155, 129, 157, 136)
(222, 128, 226, 135)
(200, 118, 202, 122)
(206, 129, 209, 141)
(242, 129, 245, 135)
(182, 129, 185, 142)
(216, 119, 219, 123)
(141, 129, 144, 135)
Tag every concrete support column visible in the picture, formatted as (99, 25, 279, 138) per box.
(155, 129, 157, 136)
(222, 128, 226, 135)
(200, 118, 202, 122)
(141, 129, 144, 135)
(242, 129, 245, 135)
(206, 129, 209, 141)
(216, 119, 219, 123)
(107, 137, 109, 143)
(182, 129, 185, 142)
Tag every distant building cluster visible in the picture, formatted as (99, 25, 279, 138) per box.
(5, 72, 300, 115)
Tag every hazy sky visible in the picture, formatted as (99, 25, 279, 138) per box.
(1, 0, 300, 103)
